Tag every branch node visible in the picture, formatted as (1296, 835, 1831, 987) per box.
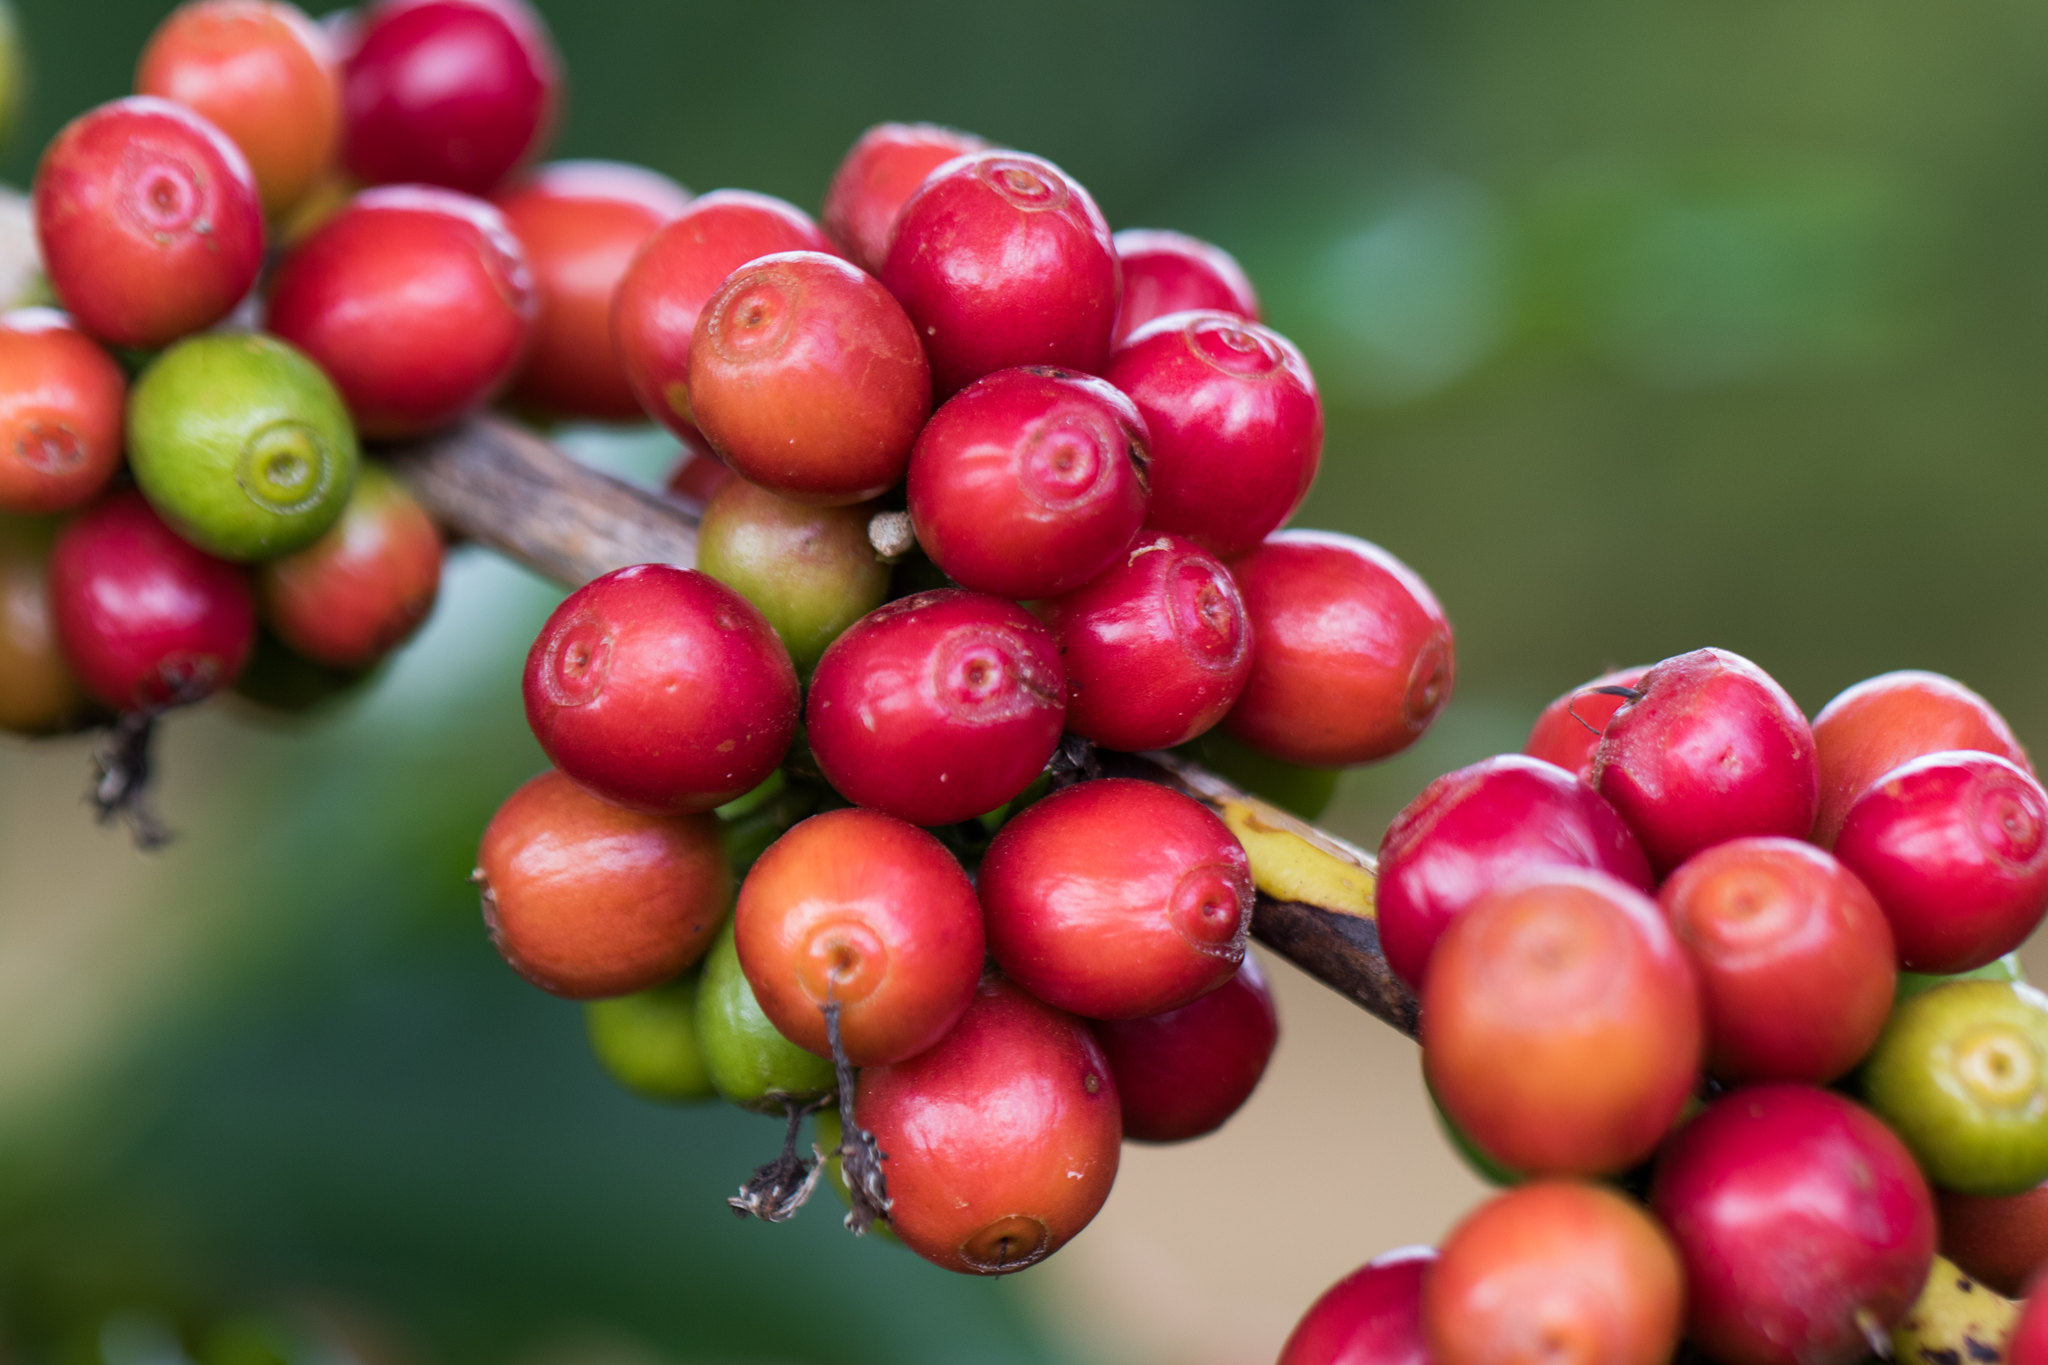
(867, 510, 916, 562)
(824, 999, 891, 1235)
(728, 1094, 831, 1223)
(89, 710, 173, 851)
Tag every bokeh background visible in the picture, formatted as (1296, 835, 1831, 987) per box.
(6, 1, 2048, 1362)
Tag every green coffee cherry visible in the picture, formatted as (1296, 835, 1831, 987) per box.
(1186, 727, 1340, 821)
(0, 1, 22, 155)
(696, 480, 889, 673)
(231, 630, 372, 719)
(1896, 953, 2024, 1005)
(584, 976, 716, 1103)
(128, 333, 358, 560)
(696, 918, 835, 1113)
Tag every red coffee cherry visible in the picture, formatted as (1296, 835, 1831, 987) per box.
(1650, 1084, 1936, 1365)
(493, 160, 693, 421)
(821, 122, 988, 275)
(1834, 751, 2048, 974)
(1093, 953, 1278, 1142)
(981, 778, 1252, 1018)
(613, 189, 835, 440)
(688, 252, 930, 505)
(1376, 754, 1654, 992)
(341, 0, 560, 195)
(880, 151, 1119, 396)
(806, 589, 1064, 826)
(2015, 1291, 2048, 1365)
(857, 975, 1121, 1274)
(1523, 665, 1650, 780)
(1659, 836, 1896, 1083)
(1111, 228, 1260, 345)
(0, 309, 126, 515)
(1811, 670, 2031, 847)
(1042, 532, 1251, 753)
(734, 808, 983, 1065)
(476, 769, 729, 999)
(267, 185, 537, 437)
(32, 96, 264, 349)
(0, 519, 93, 736)
(522, 563, 798, 814)
(48, 489, 255, 711)
(136, 0, 341, 217)
(906, 367, 1149, 599)
(1278, 1245, 1434, 1365)
(1224, 531, 1454, 767)
(1104, 310, 1320, 557)
(1938, 1183, 2048, 1296)
(1592, 647, 1818, 875)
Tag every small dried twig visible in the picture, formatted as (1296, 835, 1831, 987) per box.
(90, 711, 172, 850)
(728, 1095, 831, 1223)
(825, 1000, 890, 1235)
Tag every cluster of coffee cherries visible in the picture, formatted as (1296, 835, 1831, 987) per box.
(1280, 658, 2048, 1365)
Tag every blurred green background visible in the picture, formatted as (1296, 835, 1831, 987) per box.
(5, 0, 2048, 1361)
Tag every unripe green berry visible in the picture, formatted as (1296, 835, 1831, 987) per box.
(585, 975, 716, 1103)
(696, 918, 835, 1113)
(696, 479, 889, 673)
(0, 1, 21, 155)
(1895, 952, 2024, 1006)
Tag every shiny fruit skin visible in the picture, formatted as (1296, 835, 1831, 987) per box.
(1939, 1181, 2048, 1296)
(256, 464, 442, 670)
(806, 589, 1065, 826)
(612, 189, 835, 440)
(1425, 1181, 1684, 1365)
(822, 122, 988, 275)
(856, 974, 1121, 1275)
(1812, 671, 2030, 847)
(734, 808, 984, 1066)
(584, 975, 715, 1103)
(128, 332, 359, 561)
(1111, 228, 1260, 345)
(1524, 665, 1651, 780)
(136, 0, 340, 217)
(1659, 836, 1897, 1083)
(492, 160, 692, 421)
(2015, 1291, 2048, 1365)
(907, 366, 1150, 599)
(1043, 532, 1251, 752)
(981, 778, 1252, 1019)
(1592, 647, 1819, 875)
(1649, 1084, 1937, 1365)
(1376, 754, 1654, 992)
(267, 184, 536, 437)
(523, 564, 796, 814)
(1104, 309, 1320, 557)
(32, 96, 265, 349)
(340, 0, 559, 195)
(1422, 868, 1703, 1176)
(0, 308, 126, 514)
(475, 769, 729, 999)
(688, 252, 930, 505)
(1092, 953, 1278, 1142)
(1224, 530, 1455, 767)
(1278, 1245, 1434, 1365)
(879, 151, 1119, 397)
(48, 489, 255, 711)
(0, 516, 92, 734)
(1834, 751, 2048, 974)
(694, 478, 887, 674)
(694, 916, 835, 1113)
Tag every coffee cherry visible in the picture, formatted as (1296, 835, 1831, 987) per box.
(0, 308, 126, 514)
(1814, 670, 2031, 847)
(612, 189, 835, 439)
(1425, 1182, 1683, 1365)
(806, 590, 1065, 826)
(1834, 752, 2048, 973)
(267, 185, 537, 437)
(0, 516, 92, 735)
(1649, 1084, 1936, 1365)
(522, 564, 798, 814)
(906, 367, 1150, 599)
(663, 443, 736, 510)
(1224, 531, 1454, 767)
(1938, 1181, 2048, 1295)
(584, 975, 716, 1104)
(128, 332, 359, 561)
(688, 252, 930, 504)
(1104, 310, 1320, 557)
(1659, 837, 1895, 1084)
(1042, 533, 1251, 753)
(32, 96, 264, 349)
(981, 778, 1252, 1018)
(492, 161, 692, 421)
(1428, 1070, 1522, 1188)
(2014, 1288, 2048, 1365)
(856, 975, 1121, 1274)
(1376, 754, 1653, 992)
(880, 151, 1119, 396)
(1423, 868, 1702, 1176)
(1111, 228, 1260, 345)
(256, 464, 442, 670)
(734, 808, 984, 1066)
(695, 917, 835, 1113)
(1523, 665, 1650, 780)
(341, 0, 559, 195)
(1092, 954, 1278, 1142)
(49, 490, 255, 711)
(232, 627, 375, 716)
(1592, 647, 1818, 875)
(822, 122, 989, 275)
(1277, 1245, 1433, 1365)
(136, 0, 340, 217)
(694, 478, 887, 674)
